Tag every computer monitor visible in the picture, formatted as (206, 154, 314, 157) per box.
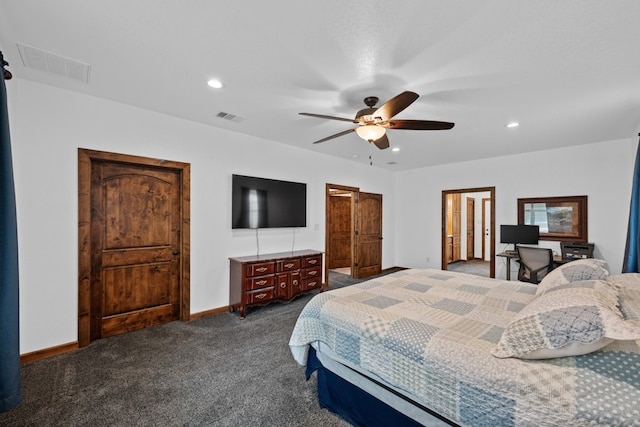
(500, 224, 539, 252)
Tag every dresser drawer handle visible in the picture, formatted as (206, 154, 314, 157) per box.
(293, 280, 299, 286)
(255, 279, 267, 286)
(308, 281, 317, 287)
(280, 282, 286, 288)
(308, 259, 317, 264)
(255, 293, 267, 300)
(309, 271, 317, 276)
(256, 267, 268, 273)
(284, 263, 295, 269)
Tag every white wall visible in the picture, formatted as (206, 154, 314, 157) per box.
(394, 139, 637, 279)
(8, 78, 638, 354)
(7, 79, 396, 353)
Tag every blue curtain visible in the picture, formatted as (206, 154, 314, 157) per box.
(623, 136, 640, 273)
(0, 51, 22, 412)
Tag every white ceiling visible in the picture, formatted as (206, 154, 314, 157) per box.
(1, 1, 640, 170)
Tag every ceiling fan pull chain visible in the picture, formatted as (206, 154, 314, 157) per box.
(369, 144, 373, 166)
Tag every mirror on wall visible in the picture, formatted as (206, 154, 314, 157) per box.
(517, 195, 588, 242)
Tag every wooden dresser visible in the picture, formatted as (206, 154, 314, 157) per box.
(229, 249, 324, 318)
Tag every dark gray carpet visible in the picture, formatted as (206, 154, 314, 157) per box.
(0, 269, 402, 426)
(446, 259, 490, 277)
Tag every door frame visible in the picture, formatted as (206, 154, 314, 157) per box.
(482, 197, 491, 260)
(325, 183, 358, 284)
(78, 148, 191, 347)
(441, 187, 495, 277)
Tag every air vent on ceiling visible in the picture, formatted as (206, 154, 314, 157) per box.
(216, 111, 245, 123)
(16, 43, 90, 83)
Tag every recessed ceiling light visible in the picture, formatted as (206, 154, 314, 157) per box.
(207, 79, 223, 89)
(392, 147, 400, 152)
(506, 122, 519, 128)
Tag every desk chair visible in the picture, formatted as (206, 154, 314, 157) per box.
(516, 246, 554, 284)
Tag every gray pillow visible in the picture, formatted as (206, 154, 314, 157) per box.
(492, 280, 639, 359)
(536, 258, 609, 297)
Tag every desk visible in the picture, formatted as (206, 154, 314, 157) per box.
(497, 252, 567, 281)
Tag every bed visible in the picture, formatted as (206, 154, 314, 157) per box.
(289, 264, 640, 426)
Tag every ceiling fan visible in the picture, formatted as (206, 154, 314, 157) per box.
(299, 91, 454, 150)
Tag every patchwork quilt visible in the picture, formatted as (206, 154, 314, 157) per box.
(289, 269, 640, 427)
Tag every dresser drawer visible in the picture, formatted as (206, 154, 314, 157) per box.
(247, 262, 275, 277)
(302, 266, 322, 280)
(302, 255, 322, 268)
(278, 258, 301, 272)
(246, 287, 275, 304)
(246, 275, 275, 291)
(302, 277, 321, 291)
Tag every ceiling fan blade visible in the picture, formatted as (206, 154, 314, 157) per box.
(385, 119, 455, 130)
(373, 134, 390, 150)
(373, 91, 419, 121)
(299, 112, 357, 123)
(312, 128, 356, 144)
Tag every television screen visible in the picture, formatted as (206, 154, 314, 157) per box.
(500, 224, 539, 244)
(231, 174, 307, 229)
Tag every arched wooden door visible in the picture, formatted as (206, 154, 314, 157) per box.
(78, 149, 190, 347)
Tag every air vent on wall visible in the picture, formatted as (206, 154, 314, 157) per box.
(16, 43, 90, 83)
(216, 111, 245, 123)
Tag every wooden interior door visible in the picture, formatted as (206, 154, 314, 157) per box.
(452, 193, 461, 262)
(354, 192, 382, 279)
(327, 192, 353, 269)
(466, 197, 475, 260)
(78, 149, 190, 346)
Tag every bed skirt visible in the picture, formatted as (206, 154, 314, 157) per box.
(305, 347, 456, 427)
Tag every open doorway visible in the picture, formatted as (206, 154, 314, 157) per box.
(326, 184, 356, 277)
(441, 187, 495, 278)
(325, 183, 383, 281)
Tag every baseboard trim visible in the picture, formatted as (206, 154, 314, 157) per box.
(189, 305, 229, 321)
(20, 302, 293, 364)
(382, 266, 408, 273)
(21, 341, 79, 365)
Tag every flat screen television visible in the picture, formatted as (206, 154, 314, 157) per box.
(500, 224, 539, 252)
(231, 174, 307, 229)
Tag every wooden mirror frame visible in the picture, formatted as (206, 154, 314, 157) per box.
(517, 195, 588, 242)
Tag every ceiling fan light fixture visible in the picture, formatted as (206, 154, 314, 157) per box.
(207, 79, 223, 89)
(355, 125, 386, 142)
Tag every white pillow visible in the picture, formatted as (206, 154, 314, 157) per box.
(607, 272, 640, 289)
(536, 258, 609, 297)
(607, 273, 640, 322)
(492, 281, 640, 359)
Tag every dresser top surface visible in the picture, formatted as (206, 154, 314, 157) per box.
(229, 249, 322, 264)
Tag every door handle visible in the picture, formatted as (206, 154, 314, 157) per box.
(172, 249, 179, 255)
